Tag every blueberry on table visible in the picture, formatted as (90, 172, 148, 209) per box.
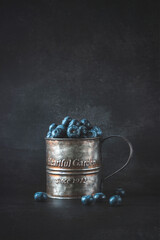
(52, 127, 65, 138)
(34, 192, 47, 202)
(67, 125, 80, 138)
(115, 188, 125, 197)
(81, 195, 94, 205)
(80, 119, 92, 129)
(109, 195, 122, 206)
(87, 129, 98, 138)
(46, 131, 52, 138)
(79, 125, 88, 137)
(92, 126, 103, 137)
(62, 116, 72, 127)
(68, 119, 80, 127)
(93, 192, 106, 202)
(49, 123, 57, 132)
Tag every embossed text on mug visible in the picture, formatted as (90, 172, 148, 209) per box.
(47, 158, 97, 168)
(55, 177, 87, 184)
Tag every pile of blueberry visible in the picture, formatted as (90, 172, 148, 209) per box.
(46, 116, 103, 138)
(81, 188, 125, 206)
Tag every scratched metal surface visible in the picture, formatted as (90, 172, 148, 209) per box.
(46, 138, 102, 198)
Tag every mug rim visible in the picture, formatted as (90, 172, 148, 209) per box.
(45, 137, 102, 141)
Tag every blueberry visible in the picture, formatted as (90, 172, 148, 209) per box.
(49, 123, 57, 132)
(87, 129, 98, 138)
(93, 192, 106, 202)
(81, 195, 94, 205)
(57, 124, 66, 131)
(52, 127, 65, 138)
(68, 119, 80, 127)
(92, 126, 103, 137)
(46, 131, 52, 138)
(67, 125, 80, 138)
(109, 195, 122, 206)
(80, 119, 92, 129)
(56, 125, 67, 137)
(79, 125, 88, 137)
(34, 192, 48, 202)
(115, 188, 125, 197)
(62, 116, 72, 127)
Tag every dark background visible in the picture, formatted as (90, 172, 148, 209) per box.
(0, 1, 159, 239)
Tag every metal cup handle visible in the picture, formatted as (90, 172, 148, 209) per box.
(101, 135, 133, 181)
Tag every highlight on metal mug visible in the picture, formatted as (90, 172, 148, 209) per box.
(45, 136, 133, 199)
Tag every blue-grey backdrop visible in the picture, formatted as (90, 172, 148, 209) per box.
(0, 0, 159, 196)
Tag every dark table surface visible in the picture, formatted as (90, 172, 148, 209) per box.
(0, 194, 159, 240)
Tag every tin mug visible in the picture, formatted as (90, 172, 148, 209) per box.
(45, 135, 133, 199)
